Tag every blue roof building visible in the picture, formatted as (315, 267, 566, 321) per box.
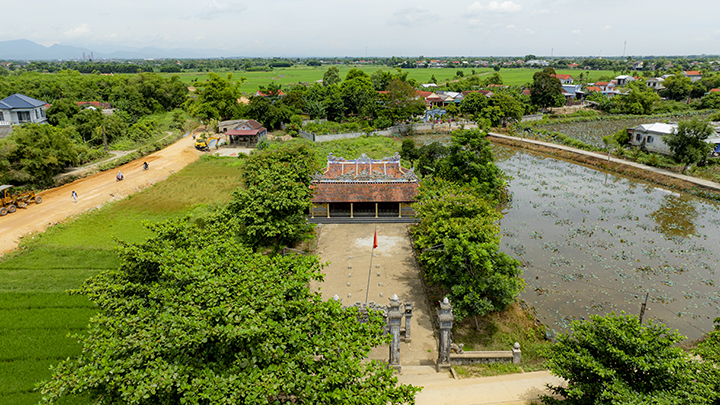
(0, 94, 48, 126)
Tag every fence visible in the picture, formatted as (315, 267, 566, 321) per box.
(521, 113, 544, 122)
(298, 122, 479, 143)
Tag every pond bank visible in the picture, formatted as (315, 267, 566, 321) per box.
(487, 132, 720, 199)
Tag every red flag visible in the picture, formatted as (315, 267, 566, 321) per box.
(373, 229, 378, 249)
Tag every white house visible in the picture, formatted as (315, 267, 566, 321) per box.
(629, 122, 720, 155)
(552, 74, 574, 84)
(615, 75, 636, 86)
(646, 77, 665, 92)
(682, 71, 703, 83)
(0, 94, 48, 125)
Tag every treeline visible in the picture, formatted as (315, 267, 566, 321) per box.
(0, 71, 188, 187)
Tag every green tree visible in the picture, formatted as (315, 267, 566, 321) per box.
(41, 218, 420, 404)
(701, 92, 720, 109)
(663, 117, 714, 174)
(46, 98, 81, 126)
(1, 124, 79, 186)
(530, 67, 564, 111)
(484, 72, 503, 85)
(323, 85, 345, 122)
(542, 312, 719, 404)
(379, 79, 426, 124)
(621, 81, 659, 115)
(661, 75, 693, 101)
(340, 75, 377, 119)
(322, 65, 341, 87)
(186, 72, 244, 122)
(460, 92, 489, 117)
(227, 143, 319, 248)
(485, 93, 524, 127)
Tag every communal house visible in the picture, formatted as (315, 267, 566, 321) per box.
(310, 153, 419, 219)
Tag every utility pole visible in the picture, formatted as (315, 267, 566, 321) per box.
(102, 125, 108, 154)
(639, 292, 649, 323)
(622, 40, 627, 58)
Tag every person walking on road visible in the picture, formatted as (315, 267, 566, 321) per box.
(71, 190, 78, 203)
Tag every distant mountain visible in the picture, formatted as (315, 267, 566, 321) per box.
(0, 39, 238, 60)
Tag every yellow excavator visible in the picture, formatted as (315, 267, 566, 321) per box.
(0, 185, 42, 216)
(194, 136, 221, 151)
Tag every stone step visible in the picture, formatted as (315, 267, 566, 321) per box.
(400, 365, 442, 376)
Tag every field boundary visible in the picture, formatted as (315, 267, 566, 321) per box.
(487, 132, 720, 196)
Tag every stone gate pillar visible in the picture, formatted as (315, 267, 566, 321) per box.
(404, 301, 413, 342)
(436, 297, 454, 372)
(387, 294, 403, 372)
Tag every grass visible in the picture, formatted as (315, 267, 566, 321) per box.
(273, 135, 403, 167)
(454, 363, 524, 378)
(0, 155, 244, 405)
(452, 301, 550, 375)
(158, 66, 617, 94)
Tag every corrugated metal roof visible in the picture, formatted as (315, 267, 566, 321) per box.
(0, 94, 47, 109)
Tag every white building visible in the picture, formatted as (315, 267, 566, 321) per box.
(0, 94, 48, 126)
(629, 123, 720, 155)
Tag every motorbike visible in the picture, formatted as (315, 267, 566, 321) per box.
(143, 162, 149, 171)
(116, 173, 124, 182)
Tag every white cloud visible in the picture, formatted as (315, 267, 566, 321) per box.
(532, 8, 551, 15)
(487, 1, 522, 13)
(198, 1, 247, 20)
(526, 29, 535, 34)
(64, 23, 89, 38)
(465, 0, 521, 16)
(506, 24, 515, 29)
(388, 6, 433, 27)
(602, 25, 613, 30)
(572, 29, 582, 35)
(465, 2, 484, 16)
(466, 18, 484, 28)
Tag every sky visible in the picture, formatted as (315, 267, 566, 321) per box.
(2, 0, 720, 57)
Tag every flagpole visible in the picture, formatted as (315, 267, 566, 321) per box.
(365, 225, 377, 305)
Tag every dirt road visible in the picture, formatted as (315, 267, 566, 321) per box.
(0, 135, 200, 255)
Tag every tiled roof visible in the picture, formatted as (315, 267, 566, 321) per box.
(255, 90, 285, 97)
(710, 89, 720, 93)
(226, 129, 265, 136)
(552, 74, 573, 80)
(0, 93, 47, 109)
(311, 153, 419, 203)
(312, 182, 418, 203)
(586, 86, 602, 92)
(684, 71, 701, 76)
(596, 81, 609, 86)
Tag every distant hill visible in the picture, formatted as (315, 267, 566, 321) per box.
(0, 39, 237, 60)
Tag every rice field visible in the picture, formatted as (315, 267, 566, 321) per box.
(158, 67, 614, 94)
(525, 111, 715, 148)
(0, 156, 244, 405)
(494, 146, 720, 340)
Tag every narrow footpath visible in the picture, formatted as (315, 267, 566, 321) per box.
(487, 131, 720, 192)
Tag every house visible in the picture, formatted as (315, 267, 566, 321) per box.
(415, 91, 444, 107)
(552, 74, 574, 84)
(436, 91, 464, 104)
(217, 119, 267, 147)
(0, 94, 48, 125)
(561, 84, 584, 101)
(646, 77, 665, 92)
(420, 83, 439, 89)
(709, 89, 720, 93)
(628, 123, 720, 155)
(632, 61, 644, 70)
(682, 71, 702, 83)
(254, 90, 285, 98)
(461, 90, 494, 98)
(614, 75, 636, 86)
(310, 153, 419, 219)
(568, 63, 579, 69)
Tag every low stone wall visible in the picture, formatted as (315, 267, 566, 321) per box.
(521, 114, 544, 122)
(450, 343, 522, 366)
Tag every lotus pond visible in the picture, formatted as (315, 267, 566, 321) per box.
(413, 134, 720, 340)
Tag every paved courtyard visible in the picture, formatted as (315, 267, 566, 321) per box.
(312, 223, 437, 366)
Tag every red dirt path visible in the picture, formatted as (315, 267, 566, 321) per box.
(0, 135, 200, 255)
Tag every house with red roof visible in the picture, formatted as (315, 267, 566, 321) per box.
(217, 119, 267, 147)
(310, 153, 419, 219)
(552, 74, 574, 84)
(710, 89, 720, 93)
(682, 71, 702, 83)
(568, 63, 579, 68)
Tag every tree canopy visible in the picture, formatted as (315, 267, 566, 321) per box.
(663, 117, 714, 173)
(542, 312, 719, 405)
(41, 217, 420, 404)
(530, 68, 564, 111)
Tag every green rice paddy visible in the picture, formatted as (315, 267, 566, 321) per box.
(0, 156, 244, 405)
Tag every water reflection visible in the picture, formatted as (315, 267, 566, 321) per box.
(649, 194, 698, 239)
(411, 134, 720, 339)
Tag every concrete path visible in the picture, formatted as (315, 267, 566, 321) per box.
(312, 223, 437, 366)
(488, 132, 720, 192)
(399, 369, 564, 405)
